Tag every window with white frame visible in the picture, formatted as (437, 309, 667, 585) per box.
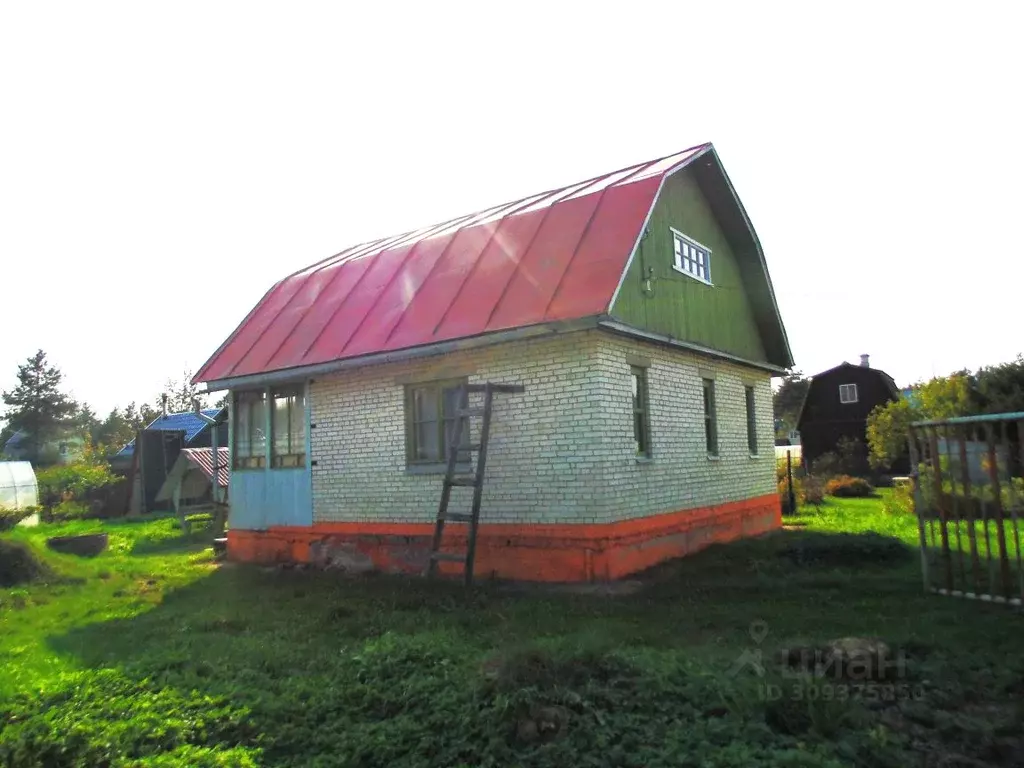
(672, 229, 712, 284)
(839, 383, 859, 404)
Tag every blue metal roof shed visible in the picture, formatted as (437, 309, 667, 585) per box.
(116, 409, 225, 457)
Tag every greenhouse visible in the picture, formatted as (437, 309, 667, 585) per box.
(0, 461, 38, 511)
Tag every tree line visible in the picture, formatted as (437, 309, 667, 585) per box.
(0, 350, 223, 466)
(866, 356, 1024, 469)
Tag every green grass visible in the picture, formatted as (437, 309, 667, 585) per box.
(792, 489, 922, 542)
(2, 500, 1023, 767)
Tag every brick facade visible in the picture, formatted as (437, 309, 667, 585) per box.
(309, 329, 775, 525)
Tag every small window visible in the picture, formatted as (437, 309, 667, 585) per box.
(234, 390, 267, 469)
(59, 442, 68, 456)
(631, 366, 652, 458)
(272, 385, 306, 468)
(672, 229, 713, 284)
(405, 379, 469, 467)
(702, 378, 718, 456)
(745, 385, 758, 455)
(839, 383, 859, 404)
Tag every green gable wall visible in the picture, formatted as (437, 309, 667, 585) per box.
(610, 167, 768, 363)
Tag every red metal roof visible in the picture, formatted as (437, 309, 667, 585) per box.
(182, 447, 229, 488)
(195, 144, 710, 384)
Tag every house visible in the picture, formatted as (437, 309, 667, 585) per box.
(193, 142, 794, 582)
(2, 429, 85, 465)
(797, 355, 907, 473)
(114, 408, 227, 513)
(112, 408, 228, 471)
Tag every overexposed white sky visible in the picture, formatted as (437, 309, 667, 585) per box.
(2, 2, 1021, 416)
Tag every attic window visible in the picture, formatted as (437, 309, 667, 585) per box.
(839, 383, 859, 404)
(671, 228, 712, 285)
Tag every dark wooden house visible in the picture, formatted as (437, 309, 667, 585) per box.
(797, 355, 908, 474)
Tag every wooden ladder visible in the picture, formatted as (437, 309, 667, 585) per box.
(426, 382, 524, 586)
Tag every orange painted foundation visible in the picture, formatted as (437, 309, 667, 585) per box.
(227, 494, 781, 582)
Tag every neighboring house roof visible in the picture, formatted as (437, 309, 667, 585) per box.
(194, 143, 792, 386)
(154, 447, 229, 503)
(4, 429, 82, 455)
(3, 430, 28, 453)
(806, 362, 900, 398)
(116, 409, 224, 457)
(796, 362, 900, 429)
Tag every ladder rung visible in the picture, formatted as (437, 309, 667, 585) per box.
(443, 512, 475, 523)
(430, 552, 467, 563)
(457, 407, 487, 418)
(447, 476, 479, 487)
(452, 443, 482, 453)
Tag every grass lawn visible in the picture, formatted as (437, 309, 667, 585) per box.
(2, 494, 1022, 767)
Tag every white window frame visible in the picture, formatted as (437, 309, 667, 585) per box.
(839, 383, 859, 404)
(670, 228, 713, 286)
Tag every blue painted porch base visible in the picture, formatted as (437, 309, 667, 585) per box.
(230, 467, 312, 529)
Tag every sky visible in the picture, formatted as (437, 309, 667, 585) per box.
(1, 2, 1021, 416)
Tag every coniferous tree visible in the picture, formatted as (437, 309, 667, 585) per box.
(1, 350, 78, 463)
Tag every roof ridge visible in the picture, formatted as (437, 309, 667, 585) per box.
(297, 144, 713, 277)
(195, 143, 716, 384)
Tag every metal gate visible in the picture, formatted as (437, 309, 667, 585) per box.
(908, 413, 1024, 608)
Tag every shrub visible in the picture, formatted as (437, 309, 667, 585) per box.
(808, 450, 842, 480)
(825, 475, 874, 498)
(882, 483, 914, 516)
(45, 500, 93, 523)
(801, 476, 826, 506)
(35, 460, 117, 517)
(0, 506, 33, 531)
(0, 540, 50, 587)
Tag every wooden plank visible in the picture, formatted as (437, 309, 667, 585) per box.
(908, 429, 930, 592)
(426, 385, 470, 578)
(943, 424, 967, 590)
(1014, 420, 1024, 605)
(927, 427, 954, 593)
(957, 424, 983, 594)
(464, 385, 494, 587)
(985, 422, 1013, 598)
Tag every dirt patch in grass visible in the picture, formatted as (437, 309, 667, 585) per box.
(0, 540, 50, 587)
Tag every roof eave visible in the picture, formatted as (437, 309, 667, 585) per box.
(198, 317, 603, 392)
(598, 319, 789, 375)
(703, 146, 795, 369)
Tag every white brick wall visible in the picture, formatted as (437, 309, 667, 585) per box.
(310, 330, 775, 525)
